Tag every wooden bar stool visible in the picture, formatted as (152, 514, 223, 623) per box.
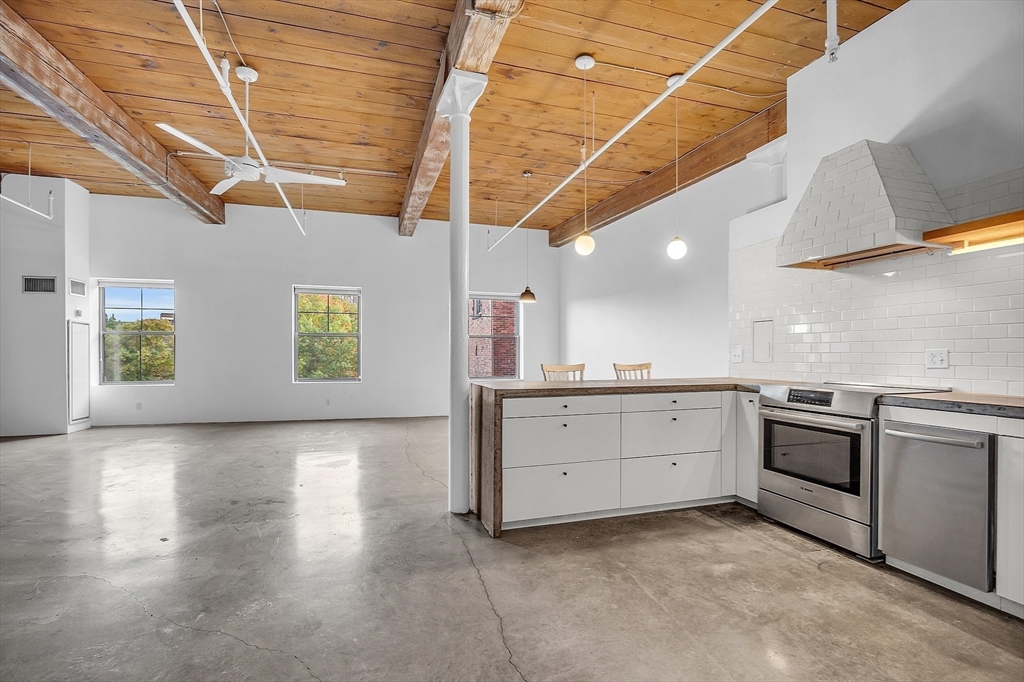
(614, 362, 651, 380)
(541, 363, 585, 381)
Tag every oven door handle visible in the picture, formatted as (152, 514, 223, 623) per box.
(759, 408, 866, 432)
(883, 429, 984, 449)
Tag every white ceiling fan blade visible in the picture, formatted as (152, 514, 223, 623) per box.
(264, 166, 347, 186)
(157, 123, 230, 162)
(210, 176, 242, 195)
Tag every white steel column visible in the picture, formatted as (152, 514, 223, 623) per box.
(437, 69, 487, 513)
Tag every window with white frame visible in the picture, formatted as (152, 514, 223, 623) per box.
(100, 281, 175, 383)
(468, 295, 520, 379)
(294, 286, 361, 381)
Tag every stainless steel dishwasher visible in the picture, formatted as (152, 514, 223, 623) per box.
(880, 421, 995, 592)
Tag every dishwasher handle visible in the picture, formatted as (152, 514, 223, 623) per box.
(884, 428, 985, 449)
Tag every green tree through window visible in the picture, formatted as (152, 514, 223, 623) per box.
(101, 285, 175, 383)
(295, 289, 360, 380)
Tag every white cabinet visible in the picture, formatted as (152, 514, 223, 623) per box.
(736, 393, 760, 503)
(502, 413, 620, 468)
(620, 452, 722, 508)
(503, 394, 621, 418)
(997, 435, 1024, 605)
(621, 392, 720, 412)
(503, 460, 620, 523)
(499, 389, 726, 527)
(621, 408, 721, 459)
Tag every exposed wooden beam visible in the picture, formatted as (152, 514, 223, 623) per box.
(398, 0, 523, 237)
(548, 99, 788, 247)
(0, 0, 224, 223)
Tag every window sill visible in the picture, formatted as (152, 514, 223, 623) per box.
(99, 381, 175, 386)
(294, 378, 362, 384)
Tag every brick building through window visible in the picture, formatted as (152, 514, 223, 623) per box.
(468, 296, 519, 379)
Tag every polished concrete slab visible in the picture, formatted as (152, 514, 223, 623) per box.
(1, 418, 1021, 681)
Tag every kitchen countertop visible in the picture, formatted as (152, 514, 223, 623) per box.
(472, 378, 1023, 419)
(471, 377, 765, 398)
(879, 391, 1024, 419)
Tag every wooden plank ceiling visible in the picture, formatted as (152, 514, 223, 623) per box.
(0, 0, 904, 232)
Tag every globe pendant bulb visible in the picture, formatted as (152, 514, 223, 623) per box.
(667, 236, 688, 260)
(574, 231, 596, 255)
(519, 286, 537, 303)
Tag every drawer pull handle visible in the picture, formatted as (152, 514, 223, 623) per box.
(671, 417, 677, 422)
(563, 404, 568, 409)
(562, 471, 567, 476)
(562, 423, 568, 428)
(671, 400, 677, 404)
(671, 462, 677, 466)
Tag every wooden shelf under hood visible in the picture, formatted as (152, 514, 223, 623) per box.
(924, 210, 1024, 254)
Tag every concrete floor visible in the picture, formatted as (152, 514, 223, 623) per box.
(1, 418, 1021, 682)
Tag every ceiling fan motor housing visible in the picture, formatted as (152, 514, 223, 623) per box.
(225, 156, 261, 181)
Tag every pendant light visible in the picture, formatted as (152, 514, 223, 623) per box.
(667, 90, 688, 260)
(519, 171, 537, 303)
(574, 58, 596, 256)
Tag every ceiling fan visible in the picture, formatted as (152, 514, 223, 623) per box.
(156, 66, 346, 198)
(166, 0, 364, 234)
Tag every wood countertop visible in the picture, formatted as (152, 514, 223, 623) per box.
(471, 378, 1023, 418)
(470, 377, 766, 398)
(879, 391, 1023, 419)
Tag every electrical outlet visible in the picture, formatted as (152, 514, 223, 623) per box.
(925, 349, 949, 369)
(135, 402, 143, 411)
(731, 347, 743, 363)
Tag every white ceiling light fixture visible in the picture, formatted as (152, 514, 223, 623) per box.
(666, 88, 687, 261)
(519, 171, 537, 303)
(574, 56, 596, 256)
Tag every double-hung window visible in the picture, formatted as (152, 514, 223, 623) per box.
(100, 281, 175, 383)
(468, 295, 520, 379)
(294, 286, 361, 381)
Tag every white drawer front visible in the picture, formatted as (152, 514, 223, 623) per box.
(621, 451, 722, 508)
(621, 408, 722, 458)
(621, 391, 721, 413)
(503, 459, 620, 522)
(502, 413, 620, 468)
(502, 394, 621, 418)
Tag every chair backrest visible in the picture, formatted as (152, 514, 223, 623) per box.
(541, 363, 585, 381)
(614, 362, 651, 380)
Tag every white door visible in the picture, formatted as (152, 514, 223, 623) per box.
(68, 321, 89, 422)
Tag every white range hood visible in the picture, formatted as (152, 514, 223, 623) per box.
(777, 140, 953, 269)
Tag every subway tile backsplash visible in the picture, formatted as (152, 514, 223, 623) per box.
(729, 168, 1024, 395)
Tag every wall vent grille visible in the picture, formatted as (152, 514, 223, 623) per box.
(23, 276, 56, 293)
(69, 279, 87, 297)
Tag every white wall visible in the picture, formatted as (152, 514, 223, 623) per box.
(87, 196, 559, 426)
(469, 225, 560, 381)
(730, 170, 1023, 395)
(560, 159, 780, 380)
(728, 0, 1024, 394)
(0, 175, 90, 436)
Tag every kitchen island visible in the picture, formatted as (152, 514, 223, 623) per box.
(469, 378, 764, 537)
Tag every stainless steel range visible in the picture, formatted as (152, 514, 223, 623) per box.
(757, 381, 950, 559)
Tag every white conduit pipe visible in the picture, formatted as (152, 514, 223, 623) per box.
(0, 190, 54, 220)
(825, 0, 840, 62)
(488, 0, 779, 251)
(171, 0, 306, 235)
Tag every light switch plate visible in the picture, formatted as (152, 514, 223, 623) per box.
(925, 349, 949, 369)
(731, 347, 743, 363)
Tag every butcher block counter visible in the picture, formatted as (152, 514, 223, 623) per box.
(469, 378, 764, 537)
